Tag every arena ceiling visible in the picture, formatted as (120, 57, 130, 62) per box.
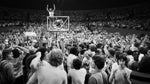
(0, 0, 149, 10)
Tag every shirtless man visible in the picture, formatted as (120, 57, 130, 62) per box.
(47, 4, 55, 17)
(27, 49, 67, 84)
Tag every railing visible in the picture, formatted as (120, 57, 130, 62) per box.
(130, 70, 150, 84)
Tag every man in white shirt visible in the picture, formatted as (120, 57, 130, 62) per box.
(68, 58, 87, 84)
(67, 47, 78, 71)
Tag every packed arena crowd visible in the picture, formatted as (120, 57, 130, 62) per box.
(0, 3, 150, 84)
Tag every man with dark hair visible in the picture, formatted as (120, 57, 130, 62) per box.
(2, 49, 13, 61)
(72, 58, 82, 70)
(109, 53, 132, 84)
(12, 48, 23, 78)
(68, 58, 87, 84)
(88, 55, 108, 84)
(67, 46, 78, 71)
(69, 47, 79, 56)
(1, 49, 17, 81)
(12, 48, 21, 58)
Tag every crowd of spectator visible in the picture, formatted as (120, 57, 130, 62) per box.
(0, 2, 150, 84)
(0, 2, 150, 30)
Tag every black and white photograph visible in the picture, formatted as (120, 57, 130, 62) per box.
(0, 0, 150, 84)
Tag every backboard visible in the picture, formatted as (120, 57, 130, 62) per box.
(47, 16, 70, 32)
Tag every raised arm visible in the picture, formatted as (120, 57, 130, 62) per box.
(140, 35, 148, 47)
(46, 4, 49, 11)
(53, 4, 56, 11)
(13, 45, 29, 53)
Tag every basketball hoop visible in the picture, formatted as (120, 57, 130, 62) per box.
(47, 16, 70, 32)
